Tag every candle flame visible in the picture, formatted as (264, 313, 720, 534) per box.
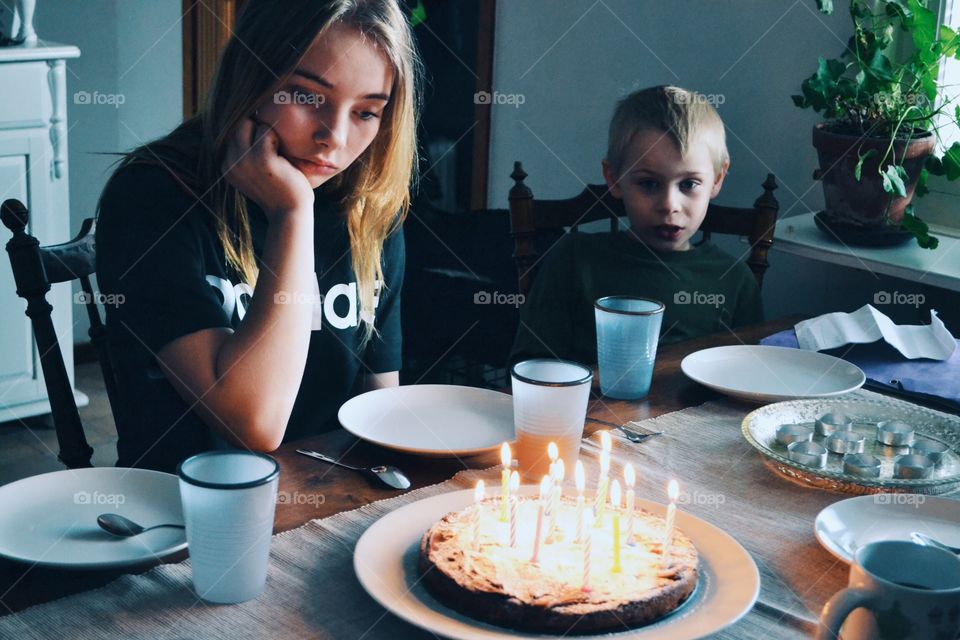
(575, 460, 585, 492)
(600, 449, 610, 475)
(600, 430, 612, 452)
(668, 479, 679, 501)
(547, 441, 558, 461)
(510, 470, 520, 492)
(624, 463, 635, 487)
(554, 458, 565, 482)
(500, 442, 511, 468)
(539, 475, 551, 498)
(474, 480, 485, 502)
(610, 479, 622, 508)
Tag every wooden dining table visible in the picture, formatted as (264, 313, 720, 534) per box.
(3, 313, 947, 638)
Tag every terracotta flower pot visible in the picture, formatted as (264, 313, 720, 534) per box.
(812, 124, 934, 229)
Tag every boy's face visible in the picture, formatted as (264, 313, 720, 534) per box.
(603, 129, 728, 252)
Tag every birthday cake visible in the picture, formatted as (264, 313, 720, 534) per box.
(418, 495, 698, 633)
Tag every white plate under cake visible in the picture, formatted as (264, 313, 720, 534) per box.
(418, 495, 698, 634)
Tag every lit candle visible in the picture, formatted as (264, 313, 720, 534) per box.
(509, 470, 520, 548)
(575, 460, 586, 543)
(593, 435, 611, 526)
(548, 458, 564, 539)
(531, 475, 551, 563)
(624, 463, 636, 546)
(472, 480, 485, 553)
(500, 442, 511, 522)
(582, 507, 594, 592)
(662, 479, 679, 568)
(547, 441, 559, 477)
(610, 479, 622, 573)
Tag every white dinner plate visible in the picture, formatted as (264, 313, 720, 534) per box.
(0, 467, 186, 568)
(338, 385, 514, 457)
(814, 494, 960, 563)
(681, 345, 865, 403)
(354, 489, 759, 639)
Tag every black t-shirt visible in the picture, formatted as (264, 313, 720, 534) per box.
(96, 163, 404, 472)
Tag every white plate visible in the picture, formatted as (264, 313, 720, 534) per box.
(681, 345, 865, 403)
(815, 495, 960, 563)
(0, 467, 186, 568)
(354, 489, 759, 639)
(338, 385, 514, 457)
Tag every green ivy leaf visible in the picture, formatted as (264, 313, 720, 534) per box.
(881, 164, 907, 197)
(854, 149, 877, 181)
(900, 207, 939, 249)
(909, 0, 938, 58)
(926, 155, 945, 176)
(816, 0, 834, 15)
(915, 167, 930, 197)
(865, 50, 895, 83)
(943, 142, 960, 180)
(410, 0, 427, 27)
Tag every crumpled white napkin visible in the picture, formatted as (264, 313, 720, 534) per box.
(795, 304, 956, 361)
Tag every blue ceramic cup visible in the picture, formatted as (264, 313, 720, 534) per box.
(594, 296, 665, 400)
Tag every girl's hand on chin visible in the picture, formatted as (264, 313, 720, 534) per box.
(221, 116, 315, 221)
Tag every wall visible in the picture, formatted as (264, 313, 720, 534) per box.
(34, 0, 183, 344)
(488, 0, 956, 329)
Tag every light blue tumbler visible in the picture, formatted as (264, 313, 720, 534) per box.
(594, 296, 665, 399)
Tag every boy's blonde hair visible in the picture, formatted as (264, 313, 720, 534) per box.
(606, 85, 728, 176)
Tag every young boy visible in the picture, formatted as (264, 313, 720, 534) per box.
(511, 85, 763, 365)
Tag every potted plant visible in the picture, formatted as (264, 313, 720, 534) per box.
(793, 0, 960, 249)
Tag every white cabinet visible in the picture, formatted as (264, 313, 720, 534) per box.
(0, 41, 85, 423)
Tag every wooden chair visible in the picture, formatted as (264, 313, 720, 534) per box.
(508, 162, 779, 297)
(2, 199, 121, 469)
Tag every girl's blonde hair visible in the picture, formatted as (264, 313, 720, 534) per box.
(606, 85, 728, 176)
(104, 0, 421, 340)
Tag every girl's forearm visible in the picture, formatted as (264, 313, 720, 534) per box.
(212, 209, 316, 448)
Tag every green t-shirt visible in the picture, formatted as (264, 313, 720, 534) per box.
(510, 232, 763, 365)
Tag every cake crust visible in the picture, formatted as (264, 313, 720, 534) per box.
(418, 496, 698, 634)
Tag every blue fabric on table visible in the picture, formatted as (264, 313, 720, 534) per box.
(761, 329, 960, 411)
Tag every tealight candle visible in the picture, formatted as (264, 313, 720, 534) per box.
(575, 460, 586, 543)
(547, 441, 559, 477)
(623, 463, 636, 546)
(531, 475, 551, 563)
(610, 479, 622, 573)
(509, 470, 520, 547)
(582, 507, 594, 592)
(662, 479, 679, 568)
(472, 480, 485, 552)
(500, 443, 511, 522)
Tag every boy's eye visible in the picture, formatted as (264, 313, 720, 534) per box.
(357, 110, 381, 121)
(679, 179, 700, 191)
(635, 180, 658, 192)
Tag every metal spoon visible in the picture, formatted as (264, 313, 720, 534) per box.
(911, 531, 960, 555)
(97, 513, 185, 537)
(296, 449, 411, 490)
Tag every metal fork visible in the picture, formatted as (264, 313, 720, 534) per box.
(586, 417, 662, 443)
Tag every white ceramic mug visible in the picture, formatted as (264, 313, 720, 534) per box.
(817, 540, 960, 640)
